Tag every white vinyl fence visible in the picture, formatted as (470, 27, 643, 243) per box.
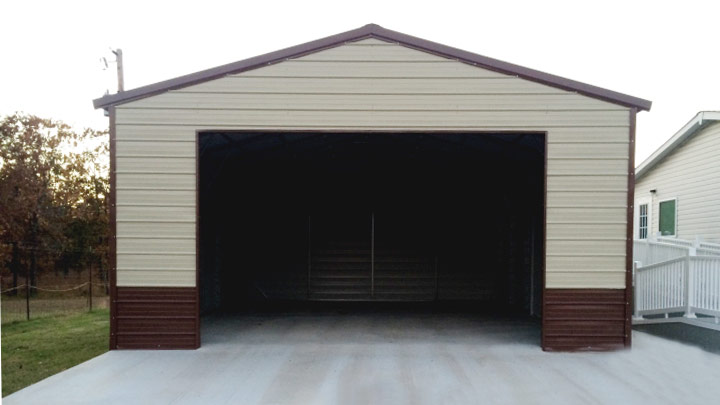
(633, 241, 689, 267)
(634, 255, 720, 331)
(633, 236, 720, 267)
(633, 237, 720, 331)
(698, 243, 720, 256)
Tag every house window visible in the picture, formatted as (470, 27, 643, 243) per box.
(659, 199, 676, 236)
(638, 203, 648, 239)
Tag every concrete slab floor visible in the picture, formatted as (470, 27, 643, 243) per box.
(5, 311, 720, 405)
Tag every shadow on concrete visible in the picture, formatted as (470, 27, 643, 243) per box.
(634, 323, 720, 355)
(201, 302, 541, 348)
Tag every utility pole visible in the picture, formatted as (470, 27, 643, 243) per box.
(112, 49, 124, 92)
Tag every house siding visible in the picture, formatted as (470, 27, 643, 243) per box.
(114, 38, 631, 289)
(635, 122, 720, 243)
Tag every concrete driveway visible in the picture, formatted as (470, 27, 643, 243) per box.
(5, 311, 720, 405)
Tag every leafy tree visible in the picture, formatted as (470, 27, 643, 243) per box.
(0, 113, 108, 293)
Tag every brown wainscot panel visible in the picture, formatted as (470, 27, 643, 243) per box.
(543, 289, 628, 351)
(114, 287, 199, 349)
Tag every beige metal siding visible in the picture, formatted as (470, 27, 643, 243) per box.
(114, 39, 630, 288)
(127, 93, 627, 111)
(635, 122, 720, 242)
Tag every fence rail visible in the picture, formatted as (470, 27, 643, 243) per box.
(1, 281, 109, 324)
(634, 257, 686, 316)
(693, 256, 720, 318)
(634, 255, 720, 331)
(633, 237, 720, 267)
(633, 241, 690, 267)
(698, 246, 720, 256)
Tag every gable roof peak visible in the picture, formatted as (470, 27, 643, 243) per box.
(636, 111, 720, 179)
(93, 24, 651, 111)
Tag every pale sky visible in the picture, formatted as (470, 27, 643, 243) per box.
(1, 0, 718, 163)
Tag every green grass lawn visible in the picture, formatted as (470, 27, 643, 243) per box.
(1, 309, 109, 397)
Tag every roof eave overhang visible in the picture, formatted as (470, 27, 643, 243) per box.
(93, 24, 652, 111)
(636, 111, 720, 180)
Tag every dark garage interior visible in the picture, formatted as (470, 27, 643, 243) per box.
(198, 132, 545, 318)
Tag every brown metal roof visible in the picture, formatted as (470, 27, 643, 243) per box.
(93, 24, 652, 111)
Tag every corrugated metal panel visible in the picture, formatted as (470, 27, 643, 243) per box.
(547, 175, 627, 192)
(547, 255, 626, 270)
(373, 212, 436, 301)
(547, 240, 626, 256)
(114, 38, 630, 289)
(309, 214, 372, 300)
(117, 238, 195, 254)
(117, 222, 195, 238)
(116, 251, 196, 287)
(543, 289, 627, 351)
(116, 189, 194, 205)
(546, 192, 627, 208)
(309, 248, 372, 300)
(547, 143, 629, 159)
(546, 207, 627, 224)
(236, 60, 508, 78)
(547, 127, 630, 143)
(305, 212, 502, 302)
(290, 43, 449, 61)
(116, 125, 195, 141)
(116, 173, 195, 189)
(347, 38, 392, 45)
(635, 122, 720, 242)
(117, 253, 194, 268)
(547, 159, 628, 176)
(545, 273, 625, 289)
(124, 93, 623, 111)
(116, 206, 194, 222)
(115, 287, 198, 349)
(116, 157, 194, 173)
(547, 223, 627, 240)
(373, 250, 436, 300)
(116, 270, 195, 287)
(116, 122, 628, 136)
(116, 141, 195, 157)
(116, 108, 627, 128)
(152, 77, 572, 95)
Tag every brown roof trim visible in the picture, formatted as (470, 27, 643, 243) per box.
(93, 24, 651, 111)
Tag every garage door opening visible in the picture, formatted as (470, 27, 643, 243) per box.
(198, 132, 545, 320)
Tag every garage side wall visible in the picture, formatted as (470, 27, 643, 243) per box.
(112, 38, 632, 350)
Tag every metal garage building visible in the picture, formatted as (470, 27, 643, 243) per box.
(93, 24, 651, 351)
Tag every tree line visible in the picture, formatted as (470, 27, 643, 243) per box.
(0, 113, 109, 293)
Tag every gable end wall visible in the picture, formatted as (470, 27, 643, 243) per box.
(109, 39, 633, 350)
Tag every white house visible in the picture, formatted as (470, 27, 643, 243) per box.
(635, 111, 720, 243)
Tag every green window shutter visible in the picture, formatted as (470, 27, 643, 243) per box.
(659, 200, 676, 236)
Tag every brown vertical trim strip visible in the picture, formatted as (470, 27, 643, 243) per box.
(195, 132, 201, 349)
(108, 106, 118, 350)
(541, 132, 548, 350)
(625, 108, 637, 347)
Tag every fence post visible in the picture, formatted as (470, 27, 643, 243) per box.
(89, 267, 93, 312)
(632, 262, 643, 320)
(684, 254, 696, 318)
(25, 268, 30, 321)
